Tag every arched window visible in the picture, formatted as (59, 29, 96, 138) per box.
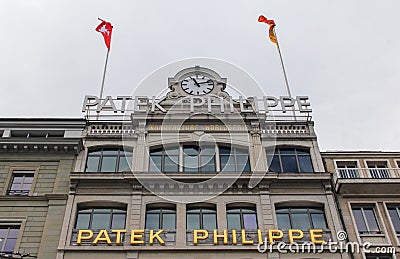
(267, 147, 313, 173)
(149, 144, 250, 173)
(276, 207, 327, 230)
(219, 146, 250, 172)
(145, 204, 176, 230)
(75, 206, 127, 230)
(186, 203, 217, 230)
(226, 204, 258, 230)
(85, 147, 132, 173)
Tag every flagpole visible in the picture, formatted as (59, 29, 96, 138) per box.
(99, 49, 110, 100)
(275, 41, 292, 99)
(273, 29, 297, 120)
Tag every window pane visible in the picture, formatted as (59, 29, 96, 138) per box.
(112, 214, 126, 229)
(184, 156, 198, 172)
(200, 156, 215, 172)
(146, 214, 159, 229)
(101, 156, 118, 172)
(149, 156, 162, 172)
(184, 146, 200, 156)
(280, 149, 296, 154)
(10, 184, 21, 191)
(76, 214, 90, 229)
(227, 214, 241, 230)
(237, 155, 250, 172)
(311, 213, 327, 229)
(118, 156, 131, 172)
(92, 213, 111, 229)
(4, 239, 17, 253)
(277, 214, 291, 229)
(298, 155, 313, 172)
(23, 176, 34, 183)
(22, 184, 32, 191)
(12, 176, 23, 184)
(187, 214, 200, 230)
(7, 229, 19, 239)
(162, 214, 176, 229)
(352, 208, 368, 233)
(268, 155, 281, 172)
(164, 156, 179, 172)
(203, 214, 217, 230)
(291, 213, 311, 229)
(364, 208, 380, 233)
(86, 156, 100, 172)
(281, 155, 298, 173)
(243, 214, 258, 229)
(388, 209, 400, 233)
(201, 147, 215, 155)
(219, 147, 231, 155)
(102, 150, 119, 155)
(220, 155, 235, 172)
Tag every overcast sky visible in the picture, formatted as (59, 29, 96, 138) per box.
(1, 0, 399, 151)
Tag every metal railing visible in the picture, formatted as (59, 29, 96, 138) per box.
(336, 168, 400, 179)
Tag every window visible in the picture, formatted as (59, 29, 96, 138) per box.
(352, 207, 381, 234)
(149, 144, 250, 173)
(186, 204, 217, 230)
(8, 171, 34, 196)
(183, 145, 215, 173)
(0, 225, 20, 254)
(387, 206, 400, 234)
(85, 148, 132, 173)
(220, 146, 250, 172)
(75, 207, 126, 230)
(276, 207, 328, 230)
(336, 161, 359, 178)
(226, 204, 257, 230)
(145, 204, 176, 230)
(267, 148, 313, 173)
(367, 161, 389, 178)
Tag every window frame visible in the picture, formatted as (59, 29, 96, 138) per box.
(267, 147, 314, 173)
(351, 206, 382, 235)
(386, 205, 400, 236)
(275, 207, 328, 230)
(4, 167, 38, 196)
(145, 204, 177, 230)
(74, 207, 127, 231)
(226, 204, 258, 230)
(365, 160, 390, 179)
(334, 160, 360, 178)
(149, 143, 250, 173)
(186, 204, 217, 230)
(0, 221, 24, 255)
(85, 147, 133, 173)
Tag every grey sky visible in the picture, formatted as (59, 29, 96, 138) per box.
(1, 0, 399, 151)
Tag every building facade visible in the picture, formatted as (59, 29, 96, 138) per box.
(0, 67, 397, 259)
(323, 151, 400, 259)
(0, 119, 85, 258)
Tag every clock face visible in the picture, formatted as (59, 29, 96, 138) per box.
(181, 75, 214, 95)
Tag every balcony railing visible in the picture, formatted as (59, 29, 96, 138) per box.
(336, 168, 400, 179)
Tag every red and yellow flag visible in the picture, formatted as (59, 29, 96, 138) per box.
(258, 15, 277, 44)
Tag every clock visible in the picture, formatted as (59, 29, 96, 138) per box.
(181, 74, 214, 95)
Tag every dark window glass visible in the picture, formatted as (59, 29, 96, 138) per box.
(276, 207, 328, 230)
(267, 148, 313, 173)
(388, 207, 400, 234)
(352, 207, 381, 234)
(337, 161, 359, 178)
(149, 147, 179, 173)
(86, 148, 132, 173)
(75, 208, 126, 230)
(226, 205, 257, 230)
(183, 145, 216, 173)
(0, 225, 20, 254)
(145, 206, 176, 230)
(186, 205, 217, 230)
(8, 171, 34, 196)
(220, 146, 250, 172)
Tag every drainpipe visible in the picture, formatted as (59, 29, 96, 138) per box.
(331, 172, 355, 259)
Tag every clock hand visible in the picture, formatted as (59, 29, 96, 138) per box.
(192, 78, 201, 87)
